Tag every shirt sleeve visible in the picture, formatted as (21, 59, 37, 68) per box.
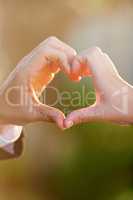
(0, 124, 23, 148)
(0, 130, 24, 160)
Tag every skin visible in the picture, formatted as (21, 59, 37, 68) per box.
(0, 37, 77, 129)
(0, 37, 76, 146)
(0, 39, 133, 146)
(64, 47, 133, 128)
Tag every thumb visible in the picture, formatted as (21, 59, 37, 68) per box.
(35, 103, 65, 130)
(64, 104, 103, 128)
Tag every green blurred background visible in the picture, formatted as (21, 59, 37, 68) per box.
(0, 0, 133, 199)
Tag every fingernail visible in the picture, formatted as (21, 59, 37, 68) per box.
(65, 120, 73, 129)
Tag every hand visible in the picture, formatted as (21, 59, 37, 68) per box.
(0, 37, 76, 129)
(64, 47, 133, 128)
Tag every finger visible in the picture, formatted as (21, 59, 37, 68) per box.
(85, 48, 120, 88)
(70, 48, 103, 81)
(72, 47, 120, 92)
(35, 103, 65, 130)
(71, 47, 102, 81)
(35, 36, 76, 73)
(41, 48, 73, 75)
(64, 104, 103, 128)
(29, 48, 72, 93)
(44, 36, 77, 63)
(31, 46, 74, 74)
(70, 56, 91, 81)
(26, 36, 76, 57)
(21, 37, 76, 75)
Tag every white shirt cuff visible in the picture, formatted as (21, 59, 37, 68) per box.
(0, 125, 23, 147)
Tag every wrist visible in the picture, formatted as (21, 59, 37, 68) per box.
(118, 82, 133, 124)
(0, 85, 11, 124)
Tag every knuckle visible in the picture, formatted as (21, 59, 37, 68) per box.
(47, 36, 58, 43)
(40, 36, 58, 49)
(55, 52, 66, 63)
(84, 46, 103, 61)
(89, 46, 102, 55)
(80, 47, 102, 61)
(73, 55, 82, 65)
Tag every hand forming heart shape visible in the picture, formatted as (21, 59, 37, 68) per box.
(0, 36, 131, 132)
